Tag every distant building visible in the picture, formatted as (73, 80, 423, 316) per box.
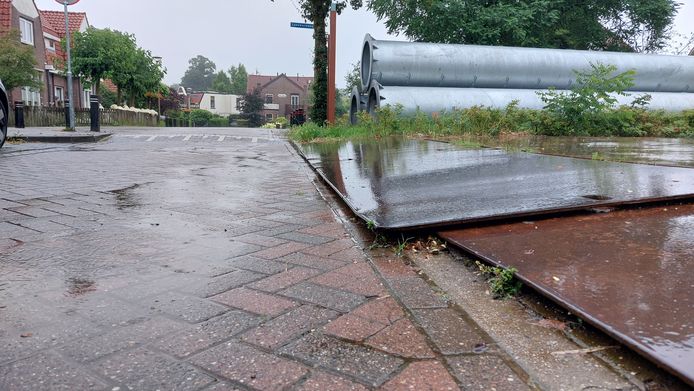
(247, 73, 313, 122)
(183, 91, 240, 116)
(0, 0, 91, 107)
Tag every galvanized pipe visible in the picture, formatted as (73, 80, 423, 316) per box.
(361, 35, 694, 93)
(350, 87, 368, 125)
(367, 82, 694, 114)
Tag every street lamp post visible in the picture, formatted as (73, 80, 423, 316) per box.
(56, 0, 80, 130)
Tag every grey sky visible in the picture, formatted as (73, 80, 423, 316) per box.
(35, 0, 694, 89)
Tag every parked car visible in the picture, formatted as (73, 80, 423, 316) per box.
(0, 79, 7, 148)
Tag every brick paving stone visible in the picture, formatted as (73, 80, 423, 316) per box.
(91, 347, 215, 391)
(381, 361, 459, 391)
(153, 310, 261, 358)
(248, 267, 322, 293)
(224, 255, 289, 275)
(212, 287, 299, 316)
(6, 206, 62, 218)
(0, 351, 109, 391)
(297, 371, 369, 391)
(413, 308, 487, 355)
(241, 305, 338, 349)
(201, 381, 243, 391)
(302, 238, 355, 257)
(323, 313, 386, 342)
(387, 277, 448, 309)
(277, 252, 347, 270)
(298, 223, 346, 239)
(279, 333, 403, 387)
(251, 241, 310, 260)
(310, 270, 386, 297)
(190, 340, 307, 390)
(256, 223, 307, 237)
(184, 269, 266, 298)
(446, 355, 529, 390)
(349, 297, 405, 326)
(279, 282, 365, 312)
(329, 247, 366, 263)
(366, 318, 435, 359)
(277, 231, 335, 245)
(234, 232, 288, 247)
(145, 292, 229, 323)
(372, 257, 420, 278)
(59, 316, 185, 363)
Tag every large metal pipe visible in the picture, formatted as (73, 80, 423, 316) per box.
(361, 35, 694, 93)
(367, 82, 694, 114)
(350, 87, 368, 125)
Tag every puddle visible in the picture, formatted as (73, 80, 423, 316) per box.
(65, 277, 96, 297)
(110, 184, 142, 210)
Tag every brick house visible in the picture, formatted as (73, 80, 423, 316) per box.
(0, 0, 90, 108)
(0, 0, 47, 106)
(247, 73, 313, 122)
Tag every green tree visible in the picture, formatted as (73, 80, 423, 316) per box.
(181, 55, 216, 92)
(343, 61, 361, 95)
(0, 30, 41, 91)
(228, 64, 248, 95)
(120, 48, 166, 107)
(273, 1, 362, 125)
(71, 27, 136, 96)
(367, 0, 678, 52)
(98, 83, 118, 108)
(240, 88, 265, 127)
(211, 71, 233, 93)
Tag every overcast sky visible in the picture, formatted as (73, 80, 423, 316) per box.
(36, 0, 694, 89)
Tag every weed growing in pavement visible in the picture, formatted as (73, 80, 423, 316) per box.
(393, 236, 414, 257)
(476, 261, 523, 299)
(366, 219, 376, 231)
(368, 233, 389, 250)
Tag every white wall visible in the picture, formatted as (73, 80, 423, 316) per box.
(13, 0, 39, 18)
(199, 93, 240, 116)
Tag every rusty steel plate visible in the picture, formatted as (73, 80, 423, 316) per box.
(440, 204, 694, 386)
(296, 139, 694, 229)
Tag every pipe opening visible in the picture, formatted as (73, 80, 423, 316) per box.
(361, 39, 372, 91)
(350, 93, 359, 125)
(367, 86, 380, 118)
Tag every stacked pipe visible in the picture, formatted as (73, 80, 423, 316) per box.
(349, 34, 694, 124)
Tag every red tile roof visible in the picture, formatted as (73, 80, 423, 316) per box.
(40, 10, 87, 38)
(189, 93, 203, 105)
(0, 0, 12, 34)
(247, 74, 313, 94)
(102, 79, 118, 93)
(40, 13, 61, 37)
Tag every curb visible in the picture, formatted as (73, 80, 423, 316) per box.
(9, 133, 112, 143)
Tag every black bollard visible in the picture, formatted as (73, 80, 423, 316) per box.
(90, 95, 100, 132)
(14, 101, 25, 129)
(64, 99, 71, 129)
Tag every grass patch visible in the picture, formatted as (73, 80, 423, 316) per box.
(476, 261, 523, 299)
(288, 105, 694, 143)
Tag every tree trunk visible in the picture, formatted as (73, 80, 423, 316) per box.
(311, 1, 330, 126)
(117, 87, 123, 105)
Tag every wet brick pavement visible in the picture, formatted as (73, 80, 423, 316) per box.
(0, 129, 529, 390)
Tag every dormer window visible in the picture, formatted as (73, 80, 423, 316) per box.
(20, 18, 34, 45)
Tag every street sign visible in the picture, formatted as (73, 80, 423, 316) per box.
(55, 0, 81, 5)
(290, 22, 314, 29)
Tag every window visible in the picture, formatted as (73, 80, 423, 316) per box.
(45, 39, 56, 52)
(54, 86, 64, 102)
(20, 18, 34, 45)
(210, 96, 216, 109)
(21, 86, 40, 106)
(291, 94, 300, 106)
(265, 94, 273, 104)
(265, 113, 273, 121)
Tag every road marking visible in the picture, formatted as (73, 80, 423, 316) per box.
(218, 136, 226, 142)
(202, 135, 209, 139)
(183, 135, 192, 141)
(146, 135, 158, 142)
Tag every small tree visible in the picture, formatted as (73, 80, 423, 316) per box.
(71, 28, 136, 96)
(229, 64, 248, 95)
(181, 55, 216, 92)
(0, 30, 42, 92)
(240, 88, 265, 127)
(211, 71, 233, 93)
(343, 61, 361, 95)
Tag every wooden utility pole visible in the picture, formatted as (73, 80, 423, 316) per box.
(327, 2, 337, 124)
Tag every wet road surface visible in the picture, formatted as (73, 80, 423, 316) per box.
(0, 128, 526, 390)
(296, 138, 694, 229)
(441, 204, 694, 386)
